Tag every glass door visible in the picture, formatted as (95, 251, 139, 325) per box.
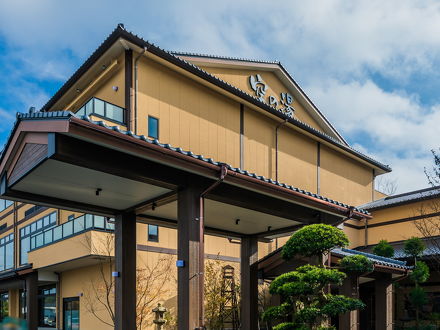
(63, 297, 79, 330)
(0, 292, 9, 322)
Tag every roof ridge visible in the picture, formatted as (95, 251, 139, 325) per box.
(171, 51, 281, 65)
(384, 185, 440, 201)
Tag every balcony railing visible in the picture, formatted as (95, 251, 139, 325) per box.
(75, 97, 125, 124)
(30, 214, 114, 251)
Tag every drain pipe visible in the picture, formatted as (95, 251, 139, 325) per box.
(197, 164, 228, 329)
(275, 119, 288, 181)
(133, 47, 148, 134)
(364, 218, 368, 247)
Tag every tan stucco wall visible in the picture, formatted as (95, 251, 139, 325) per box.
(320, 145, 373, 206)
(137, 57, 241, 168)
(197, 66, 324, 131)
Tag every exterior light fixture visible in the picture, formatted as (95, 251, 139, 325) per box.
(112, 86, 119, 91)
(235, 219, 240, 225)
(96, 188, 102, 196)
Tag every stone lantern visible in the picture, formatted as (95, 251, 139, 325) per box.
(152, 303, 167, 330)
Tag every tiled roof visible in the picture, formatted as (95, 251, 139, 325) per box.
(332, 248, 411, 270)
(38, 24, 391, 173)
(359, 186, 440, 210)
(5, 111, 370, 215)
(171, 51, 281, 65)
(357, 236, 440, 259)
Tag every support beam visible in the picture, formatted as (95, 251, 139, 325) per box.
(375, 273, 393, 330)
(115, 211, 137, 330)
(178, 186, 204, 330)
(339, 274, 359, 330)
(240, 236, 259, 330)
(26, 272, 38, 330)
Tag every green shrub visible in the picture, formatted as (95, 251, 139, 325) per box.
(372, 240, 394, 258)
(410, 261, 430, 283)
(404, 237, 425, 261)
(339, 255, 374, 273)
(282, 224, 349, 261)
(409, 286, 428, 308)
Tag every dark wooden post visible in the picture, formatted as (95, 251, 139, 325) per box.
(115, 211, 137, 330)
(339, 274, 359, 330)
(240, 236, 259, 330)
(178, 186, 203, 330)
(26, 271, 38, 330)
(375, 273, 393, 330)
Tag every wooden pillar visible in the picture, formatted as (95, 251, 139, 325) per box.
(240, 236, 259, 330)
(339, 274, 359, 330)
(375, 273, 393, 330)
(178, 186, 203, 330)
(8, 289, 19, 318)
(115, 211, 137, 330)
(26, 272, 38, 330)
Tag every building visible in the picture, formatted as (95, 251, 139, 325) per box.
(0, 24, 393, 329)
(355, 187, 440, 328)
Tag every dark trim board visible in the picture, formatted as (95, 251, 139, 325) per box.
(344, 211, 440, 230)
(136, 244, 240, 263)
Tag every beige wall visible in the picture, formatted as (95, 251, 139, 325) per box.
(347, 198, 440, 248)
(320, 145, 373, 206)
(198, 66, 324, 131)
(137, 57, 241, 168)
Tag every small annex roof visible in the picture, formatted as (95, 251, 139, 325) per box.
(331, 248, 411, 270)
(38, 24, 391, 175)
(0, 110, 370, 218)
(357, 236, 440, 259)
(359, 186, 440, 211)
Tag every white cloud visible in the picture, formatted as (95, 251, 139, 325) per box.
(1, 0, 440, 193)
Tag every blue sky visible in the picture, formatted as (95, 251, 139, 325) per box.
(1, 0, 440, 194)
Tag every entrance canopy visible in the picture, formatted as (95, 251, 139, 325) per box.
(0, 111, 369, 239)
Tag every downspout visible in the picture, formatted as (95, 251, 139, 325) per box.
(198, 164, 228, 329)
(275, 119, 288, 181)
(133, 47, 148, 134)
(364, 218, 368, 247)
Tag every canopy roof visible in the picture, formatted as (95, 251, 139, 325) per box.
(1, 111, 369, 239)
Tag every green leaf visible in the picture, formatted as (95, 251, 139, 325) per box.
(282, 224, 349, 260)
(410, 261, 430, 284)
(340, 255, 373, 273)
(372, 240, 394, 258)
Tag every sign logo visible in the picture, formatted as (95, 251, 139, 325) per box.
(249, 74, 294, 118)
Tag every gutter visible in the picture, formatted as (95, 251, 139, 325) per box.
(133, 47, 148, 134)
(197, 164, 228, 329)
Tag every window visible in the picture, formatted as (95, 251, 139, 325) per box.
(0, 199, 13, 213)
(20, 212, 57, 265)
(0, 292, 8, 322)
(0, 234, 14, 271)
(38, 285, 56, 328)
(24, 205, 43, 217)
(148, 116, 159, 139)
(63, 297, 79, 330)
(76, 97, 125, 124)
(148, 224, 159, 242)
